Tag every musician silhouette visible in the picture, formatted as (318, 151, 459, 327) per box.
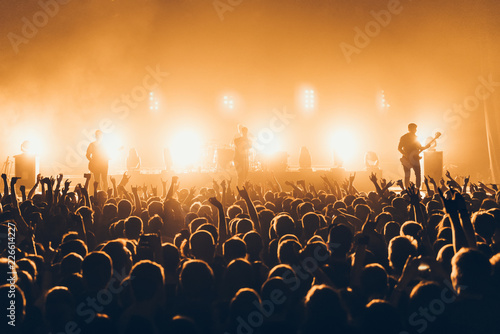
(86, 130, 109, 191)
(233, 126, 252, 187)
(398, 123, 431, 189)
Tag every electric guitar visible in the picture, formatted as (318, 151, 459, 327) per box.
(400, 132, 441, 166)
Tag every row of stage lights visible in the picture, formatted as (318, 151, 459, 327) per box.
(148, 90, 318, 111)
(149, 89, 388, 112)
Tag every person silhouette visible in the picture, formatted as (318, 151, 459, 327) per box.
(398, 123, 430, 188)
(233, 126, 252, 187)
(86, 130, 109, 191)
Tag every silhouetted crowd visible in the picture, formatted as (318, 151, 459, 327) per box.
(1, 172, 500, 334)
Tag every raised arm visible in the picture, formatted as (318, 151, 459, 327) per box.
(237, 186, 261, 234)
(444, 170, 461, 190)
(271, 172, 283, 193)
(439, 188, 476, 253)
(1, 174, 9, 200)
(131, 185, 142, 215)
(167, 176, 179, 199)
(407, 183, 434, 256)
(208, 197, 227, 245)
(110, 176, 118, 198)
(28, 173, 41, 200)
(284, 180, 304, 198)
(10, 177, 30, 235)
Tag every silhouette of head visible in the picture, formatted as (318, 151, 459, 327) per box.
(82, 251, 112, 291)
(408, 123, 417, 133)
(451, 247, 491, 295)
(179, 259, 214, 298)
(129, 260, 165, 302)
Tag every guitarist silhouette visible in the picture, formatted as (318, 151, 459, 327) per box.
(398, 123, 440, 189)
(86, 130, 109, 191)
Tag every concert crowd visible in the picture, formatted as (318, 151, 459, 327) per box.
(1, 171, 499, 334)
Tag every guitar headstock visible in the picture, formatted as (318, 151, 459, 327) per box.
(434, 132, 442, 139)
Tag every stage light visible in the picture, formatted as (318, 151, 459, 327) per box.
(102, 133, 123, 160)
(223, 96, 235, 110)
(377, 90, 390, 111)
(18, 135, 44, 156)
(330, 129, 357, 168)
(20, 140, 42, 156)
(304, 89, 315, 110)
(169, 129, 203, 170)
(149, 91, 160, 111)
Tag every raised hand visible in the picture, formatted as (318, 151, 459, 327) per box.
(369, 172, 378, 184)
(57, 173, 63, 184)
(237, 186, 250, 201)
(349, 172, 356, 184)
(10, 176, 21, 185)
(208, 196, 222, 208)
(84, 173, 92, 180)
(118, 172, 131, 187)
(36, 173, 42, 184)
(189, 186, 196, 196)
(407, 182, 421, 205)
(64, 179, 71, 191)
(110, 176, 116, 185)
(438, 188, 467, 214)
(1, 174, 7, 181)
(297, 179, 306, 190)
(49, 176, 55, 187)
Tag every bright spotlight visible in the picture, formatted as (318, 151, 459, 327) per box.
(223, 96, 235, 110)
(169, 129, 203, 170)
(20, 140, 42, 156)
(304, 89, 315, 110)
(149, 91, 160, 111)
(377, 90, 390, 111)
(20, 136, 44, 156)
(330, 129, 357, 167)
(102, 133, 123, 160)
